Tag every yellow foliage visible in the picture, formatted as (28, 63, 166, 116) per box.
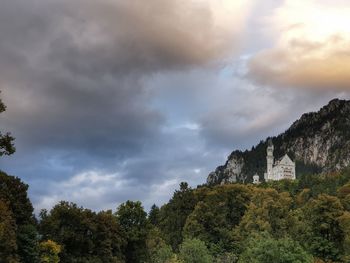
(39, 240, 61, 263)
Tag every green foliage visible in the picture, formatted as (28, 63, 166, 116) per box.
(0, 171, 38, 262)
(40, 201, 126, 262)
(2, 164, 350, 262)
(94, 210, 126, 262)
(115, 200, 149, 263)
(184, 184, 251, 254)
(152, 245, 174, 263)
(338, 212, 350, 262)
(303, 194, 346, 261)
(0, 93, 15, 156)
(39, 202, 96, 261)
(39, 240, 61, 263)
(178, 238, 212, 263)
(238, 235, 313, 263)
(234, 188, 293, 240)
(337, 182, 350, 210)
(149, 204, 160, 226)
(298, 170, 350, 197)
(159, 182, 197, 250)
(0, 171, 35, 226)
(17, 224, 39, 263)
(146, 227, 172, 263)
(262, 179, 299, 196)
(0, 200, 19, 263)
(214, 252, 238, 263)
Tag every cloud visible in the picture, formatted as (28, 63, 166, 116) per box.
(30, 122, 220, 212)
(143, 66, 339, 152)
(0, 0, 254, 212)
(248, 0, 350, 90)
(35, 168, 187, 212)
(31, 0, 251, 75)
(0, 0, 253, 155)
(2, 0, 348, 214)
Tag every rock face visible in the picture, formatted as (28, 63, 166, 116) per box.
(207, 99, 350, 185)
(207, 153, 244, 185)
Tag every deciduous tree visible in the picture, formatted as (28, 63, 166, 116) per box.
(238, 235, 313, 263)
(115, 200, 149, 263)
(0, 93, 15, 156)
(178, 238, 212, 263)
(159, 182, 197, 250)
(0, 199, 19, 263)
(39, 240, 61, 263)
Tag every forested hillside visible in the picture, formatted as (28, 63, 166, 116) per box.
(1, 169, 350, 262)
(207, 99, 350, 185)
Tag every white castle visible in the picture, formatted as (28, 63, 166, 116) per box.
(263, 139, 296, 181)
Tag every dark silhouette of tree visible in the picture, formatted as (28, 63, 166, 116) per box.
(148, 204, 160, 226)
(159, 182, 197, 250)
(0, 93, 15, 156)
(0, 171, 38, 262)
(115, 200, 149, 263)
(40, 201, 126, 262)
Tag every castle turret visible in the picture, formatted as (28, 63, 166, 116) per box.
(265, 139, 274, 180)
(253, 173, 260, 184)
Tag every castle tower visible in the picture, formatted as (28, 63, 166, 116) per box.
(266, 139, 274, 180)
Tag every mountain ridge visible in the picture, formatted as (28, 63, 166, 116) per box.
(207, 98, 350, 185)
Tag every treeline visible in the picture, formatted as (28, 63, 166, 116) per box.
(1, 169, 350, 263)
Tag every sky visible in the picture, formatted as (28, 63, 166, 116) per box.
(1, 0, 350, 212)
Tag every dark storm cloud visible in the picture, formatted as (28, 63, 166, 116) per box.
(0, 0, 251, 211)
(0, 1, 159, 158)
(0, 0, 246, 156)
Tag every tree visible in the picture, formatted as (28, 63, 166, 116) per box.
(0, 93, 15, 156)
(0, 171, 35, 226)
(238, 235, 313, 263)
(338, 183, 350, 210)
(151, 245, 174, 263)
(94, 210, 126, 262)
(303, 194, 346, 261)
(115, 201, 149, 263)
(17, 224, 39, 263)
(40, 202, 98, 262)
(0, 171, 38, 262)
(234, 188, 293, 238)
(231, 187, 295, 257)
(0, 199, 19, 263)
(215, 252, 238, 263)
(40, 202, 126, 263)
(159, 182, 197, 250)
(184, 184, 251, 254)
(148, 204, 160, 226)
(178, 238, 212, 263)
(338, 211, 350, 262)
(146, 227, 175, 263)
(39, 240, 61, 263)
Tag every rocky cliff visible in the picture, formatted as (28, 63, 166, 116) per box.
(207, 99, 350, 185)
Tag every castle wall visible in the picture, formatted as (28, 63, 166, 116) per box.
(265, 142, 296, 181)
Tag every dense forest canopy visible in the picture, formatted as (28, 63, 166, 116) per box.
(1, 168, 350, 262)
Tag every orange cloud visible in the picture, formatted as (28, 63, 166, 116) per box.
(248, 0, 350, 90)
